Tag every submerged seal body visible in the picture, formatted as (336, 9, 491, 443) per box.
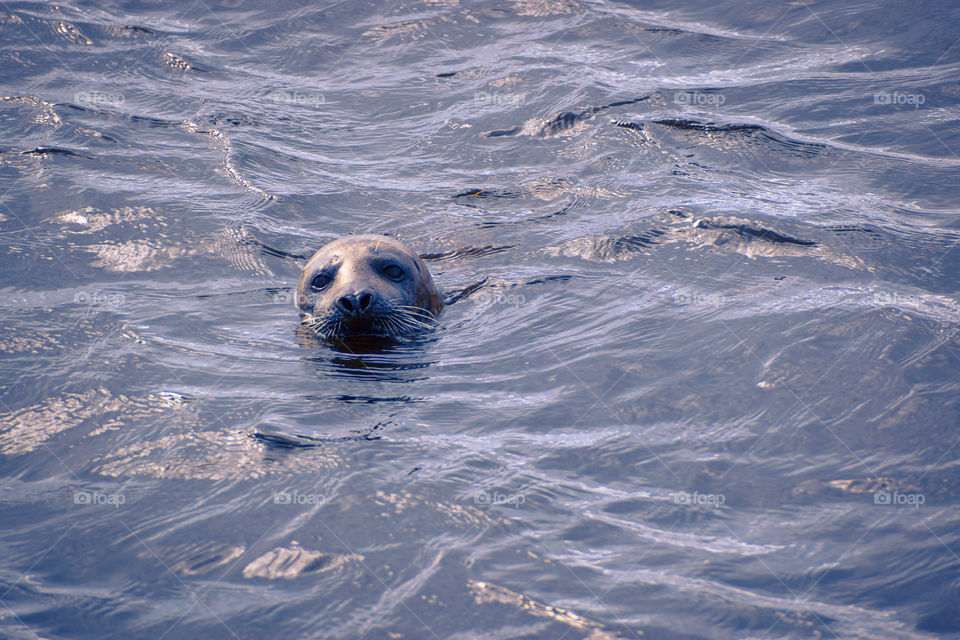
(296, 234, 443, 340)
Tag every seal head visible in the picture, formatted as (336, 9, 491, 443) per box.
(296, 234, 443, 340)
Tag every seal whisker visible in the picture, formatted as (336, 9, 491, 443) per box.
(395, 305, 439, 323)
(373, 316, 391, 336)
(396, 304, 434, 319)
(387, 312, 418, 332)
(396, 304, 437, 317)
(384, 314, 407, 335)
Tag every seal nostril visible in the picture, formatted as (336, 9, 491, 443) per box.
(338, 295, 355, 312)
(358, 292, 372, 311)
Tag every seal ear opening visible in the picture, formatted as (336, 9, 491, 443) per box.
(414, 273, 443, 318)
(426, 289, 443, 317)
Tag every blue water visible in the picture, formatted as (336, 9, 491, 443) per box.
(1, 0, 959, 638)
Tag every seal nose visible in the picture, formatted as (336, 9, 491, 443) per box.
(336, 291, 374, 316)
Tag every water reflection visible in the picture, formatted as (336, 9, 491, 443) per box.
(294, 324, 438, 382)
(2, 0, 959, 636)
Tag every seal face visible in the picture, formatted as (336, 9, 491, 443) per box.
(296, 234, 443, 340)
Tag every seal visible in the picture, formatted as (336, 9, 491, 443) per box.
(296, 234, 443, 340)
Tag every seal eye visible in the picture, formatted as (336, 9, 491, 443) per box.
(310, 273, 332, 291)
(382, 264, 404, 281)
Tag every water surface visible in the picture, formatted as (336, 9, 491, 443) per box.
(1, 0, 959, 638)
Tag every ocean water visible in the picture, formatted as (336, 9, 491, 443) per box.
(1, 0, 959, 638)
